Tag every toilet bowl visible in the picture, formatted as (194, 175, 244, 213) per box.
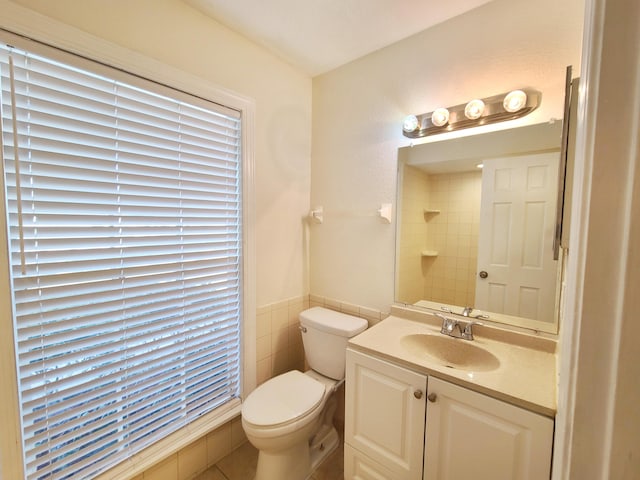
(241, 307, 367, 480)
(242, 370, 336, 479)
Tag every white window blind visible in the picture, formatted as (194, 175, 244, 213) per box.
(0, 44, 243, 480)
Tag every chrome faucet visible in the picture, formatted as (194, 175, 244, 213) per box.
(461, 321, 483, 341)
(440, 316, 463, 338)
(435, 313, 483, 341)
(435, 313, 464, 338)
(441, 305, 490, 320)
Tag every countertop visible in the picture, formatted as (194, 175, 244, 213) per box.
(347, 314, 557, 417)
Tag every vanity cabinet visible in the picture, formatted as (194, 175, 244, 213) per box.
(424, 377, 554, 480)
(345, 349, 427, 480)
(345, 348, 554, 480)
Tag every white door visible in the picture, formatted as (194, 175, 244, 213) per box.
(345, 349, 427, 480)
(424, 377, 554, 480)
(475, 152, 560, 321)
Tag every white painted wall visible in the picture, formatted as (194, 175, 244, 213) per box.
(311, 0, 584, 313)
(553, 0, 640, 476)
(4, 0, 313, 308)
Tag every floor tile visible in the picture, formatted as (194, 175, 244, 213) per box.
(311, 442, 344, 480)
(215, 441, 259, 480)
(193, 467, 228, 480)
(203, 439, 345, 480)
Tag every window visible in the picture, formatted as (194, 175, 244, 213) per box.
(1, 41, 244, 479)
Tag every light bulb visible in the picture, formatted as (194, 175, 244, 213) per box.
(464, 99, 485, 120)
(431, 108, 450, 127)
(503, 90, 527, 113)
(403, 114, 419, 132)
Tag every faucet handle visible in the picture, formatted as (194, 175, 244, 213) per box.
(434, 313, 459, 335)
(461, 320, 484, 340)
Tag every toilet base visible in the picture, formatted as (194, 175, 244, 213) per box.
(254, 440, 310, 480)
(309, 425, 340, 473)
(252, 425, 340, 480)
(245, 371, 343, 480)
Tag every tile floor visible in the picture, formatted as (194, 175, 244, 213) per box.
(194, 440, 344, 480)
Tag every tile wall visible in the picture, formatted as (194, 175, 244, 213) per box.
(397, 166, 482, 307)
(130, 416, 247, 480)
(397, 165, 431, 304)
(256, 296, 309, 384)
(423, 171, 481, 306)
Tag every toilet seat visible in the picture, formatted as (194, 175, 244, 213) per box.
(242, 370, 326, 432)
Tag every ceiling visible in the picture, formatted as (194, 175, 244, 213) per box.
(183, 0, 495, 76)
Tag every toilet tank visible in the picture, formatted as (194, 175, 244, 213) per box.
(299, 307, 368, 380)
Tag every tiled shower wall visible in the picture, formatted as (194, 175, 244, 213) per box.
(398, 166, 482, 308)
(397, 165, 431, 304)
(423, 171, 482, 306)
(133, 294, 386, 480)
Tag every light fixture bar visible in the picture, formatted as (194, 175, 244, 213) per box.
(402, 88, 541, 138)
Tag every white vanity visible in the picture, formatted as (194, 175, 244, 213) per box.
(343, 309, 556, 480)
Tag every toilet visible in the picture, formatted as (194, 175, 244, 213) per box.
(241, 306, 368, 480)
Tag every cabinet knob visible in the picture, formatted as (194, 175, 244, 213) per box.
(427, 393, 437, 403)
(414, 389, 423, 399)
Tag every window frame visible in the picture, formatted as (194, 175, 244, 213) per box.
(0, 17, 256, 480)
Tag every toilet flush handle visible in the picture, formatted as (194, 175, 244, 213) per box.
(299, 325, 307, 333)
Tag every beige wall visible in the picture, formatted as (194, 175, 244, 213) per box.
(311, 0, 584, 313)
(5, 0, 313, 307)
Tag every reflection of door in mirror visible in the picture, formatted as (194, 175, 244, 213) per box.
(475, 153, 560, 322)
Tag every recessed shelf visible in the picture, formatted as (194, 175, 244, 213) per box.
(421, 250, 439, 257)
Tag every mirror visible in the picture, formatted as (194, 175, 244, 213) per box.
(395, 122, 567, 333)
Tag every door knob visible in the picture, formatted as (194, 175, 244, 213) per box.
(479, 270, 488, 279)
(427, 393, 437, 403)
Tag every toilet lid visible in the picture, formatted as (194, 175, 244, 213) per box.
(242, 370, 325, 427)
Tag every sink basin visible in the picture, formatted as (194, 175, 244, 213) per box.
(400, 333, 500, 372)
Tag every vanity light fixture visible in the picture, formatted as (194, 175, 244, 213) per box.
(402, 88, 541, 138)
(503, 90, 528, 113)
(464, 99, 485, 120)
(402, 114, 419, 133)
(431, 107, 450, 127)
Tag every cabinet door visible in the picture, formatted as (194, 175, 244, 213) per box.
(345, 349, 427, 480)
(344, 444, 397, 480)
(424, 377, 554, 480)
